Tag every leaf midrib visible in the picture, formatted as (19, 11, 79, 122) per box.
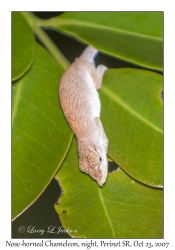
(12, 82, 23, 124)
(101, 85, 163, 134)
(98, 188, 115, 238)
(53, 19, 162, 41)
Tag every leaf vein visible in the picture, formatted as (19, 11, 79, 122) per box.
(98, 189, 115, 238)
(56, 19, 162, 41)
(102, 85, 162, 134)
(13, 125, 57, 155)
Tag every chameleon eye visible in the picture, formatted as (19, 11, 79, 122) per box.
(88, 152, 100, 167)
(99, 157, 102, 162)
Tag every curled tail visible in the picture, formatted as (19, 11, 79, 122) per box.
(79, 45, 99, 62)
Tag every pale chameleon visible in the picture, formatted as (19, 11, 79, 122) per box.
(59, 46, 108, 186)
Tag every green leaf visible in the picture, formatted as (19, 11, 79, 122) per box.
(48, 12, 163, 71)
(12, 42, 72, 219)
(12, 12, 35, 81)
(100, 68, 163, 188)
(55, 138, 163, 238)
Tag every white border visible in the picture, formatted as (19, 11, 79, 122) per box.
(1, 0, 175, 248)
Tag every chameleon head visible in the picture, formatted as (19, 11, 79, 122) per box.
(79, 144, 108, 186)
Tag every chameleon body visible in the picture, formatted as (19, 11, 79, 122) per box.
(59, 46, 108, 186)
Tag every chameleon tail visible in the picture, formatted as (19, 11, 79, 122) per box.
(79, 45, 99, 62)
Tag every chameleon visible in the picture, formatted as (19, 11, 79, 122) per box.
(59, 45, 108, 186)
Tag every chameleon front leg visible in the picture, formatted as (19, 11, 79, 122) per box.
(89, 64, 108, 89)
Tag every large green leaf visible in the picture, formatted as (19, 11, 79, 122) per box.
(12, 12, 35, 81)
(12, 42, 72, 219)
(55, 138, 163, 238)
(47, 12, 163, 71)
(100, 68, 163, 187)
